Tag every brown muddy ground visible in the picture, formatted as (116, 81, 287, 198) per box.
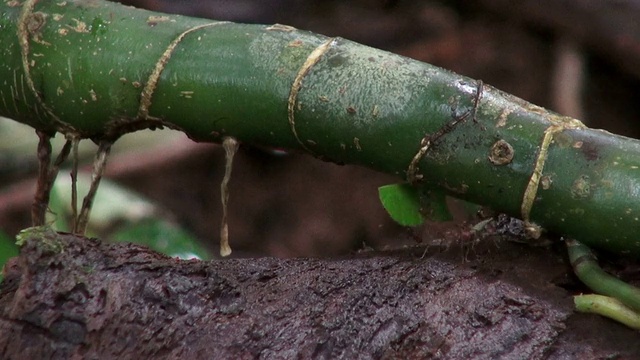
(1, 225, 639, 358)
(1, 0, 640, 358)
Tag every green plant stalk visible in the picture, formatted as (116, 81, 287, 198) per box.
(574, 294, 640, 330)
(567, 239, 640, 312)
(2, 0, 640, 256)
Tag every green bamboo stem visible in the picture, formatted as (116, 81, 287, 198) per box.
(2, 0, 640, 256)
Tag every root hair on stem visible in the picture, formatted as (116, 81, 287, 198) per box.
(219, 136, 239, 257)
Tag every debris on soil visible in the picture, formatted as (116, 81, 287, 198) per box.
(1, 231, 638, 358)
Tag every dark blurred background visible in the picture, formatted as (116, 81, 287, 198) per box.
(2, 0, 639, 258)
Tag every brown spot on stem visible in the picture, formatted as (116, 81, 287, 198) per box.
(496, 107, 512, 127)
(372, 105, 379, 117)
(147, 15, 171, 26)
(488, 139, 514, 165)
(571, 175, 592, 199)
(288, 39, 303, 47)
(540, 175, 552, 190)
(354, 137, 362, 151)
(68, 18, 89, 33)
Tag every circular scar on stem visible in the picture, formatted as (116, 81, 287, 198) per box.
(488, 139, 514, 165)
(287, 37, 337, 153)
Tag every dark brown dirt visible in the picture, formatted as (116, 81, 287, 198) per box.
(1, 230, 638, 359)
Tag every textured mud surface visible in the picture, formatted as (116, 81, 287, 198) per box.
(1, 232, 638, 359)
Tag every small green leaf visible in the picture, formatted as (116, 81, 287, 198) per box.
(378, 183, 425, 226)
(419, 188, 453, 222)
(379, 184, 454, 226)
